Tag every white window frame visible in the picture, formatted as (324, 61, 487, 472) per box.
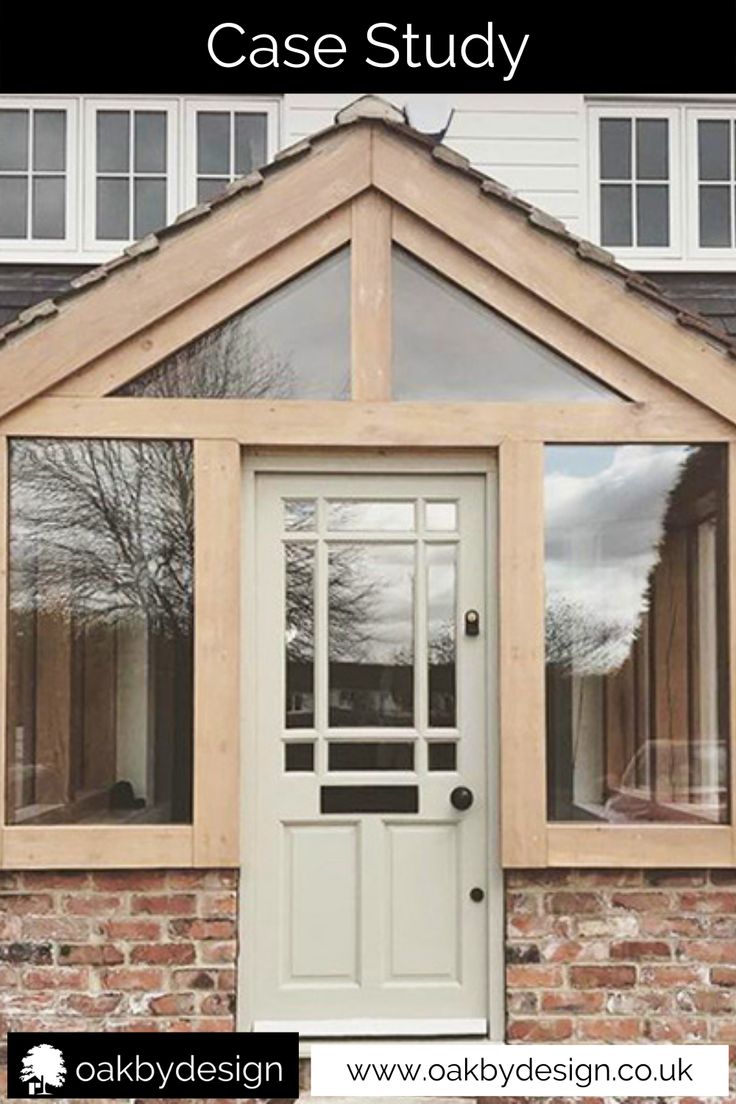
(183, 99, 280, 208)
(686, 105, 736, 261)
(587, 103, 682, 262)
(83, 98, 179, 252)
(0, 97, 78, 256)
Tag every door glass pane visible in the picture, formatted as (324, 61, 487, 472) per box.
(0, 110, 28, 171)
(699, 186, 731, 247)
(32, 176, 65, 239)
(286, 543, 315, 729)
(134, 177, 166, 238)
(197, 112, 230, 175)
(545, 444, 728, 825)
(284, 499, 316, 531)
(7, 439, 194, 825)
(393, 249, 619, 402)
(134, 112, 166, 173)
(599, 118, 631, 179)
(328, 742, 414, 770)
(328, 544, 414, 727)
(636, 184, 669, 247)
(428, 544, 456, 728)
(97, 177, 129, 240)
(0, 177, 27, 237)
(285, 741, 314, 772)
(235, 112, 267, 174)
(97, 111, 129, 173)
(33, 111, 66, 172)
(600, 184, 633, 246)
(327, 501, 415, 531)
(636, 119, 668, 180)
(698, 120, 730, 181)
(117, 249, 351, 398)
(428, 742, 457, 771)
(426, 502, 457, 531)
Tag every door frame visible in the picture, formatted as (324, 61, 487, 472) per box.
(237, 448, 504, 1045)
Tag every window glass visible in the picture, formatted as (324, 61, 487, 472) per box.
(6, 439, 194, 825)
(0, 108, 66, 240)
(117, 249, 351, 399)
(599, 116, 670, 249)
(545, 444, 728, 825)
(195, 110, 268, 204)
(392, 249, 620, 402)
(95, 109, 167, 241)
(697, 119, 734, 247)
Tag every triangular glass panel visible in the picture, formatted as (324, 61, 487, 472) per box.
(392, 248, 622, 402)
(116, 248, 350, 398)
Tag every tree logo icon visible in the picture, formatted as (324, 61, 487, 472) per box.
(19, 1044, 67, 1096)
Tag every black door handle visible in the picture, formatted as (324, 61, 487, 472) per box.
(450, 786, 474, 811)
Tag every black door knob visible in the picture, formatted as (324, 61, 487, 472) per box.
(470, 887, 485, 902)
(450, 785, 474, 811)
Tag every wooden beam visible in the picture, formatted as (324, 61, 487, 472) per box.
(193, 440, 241, 866)
(2, 825, 193, 868)
(0, 439, 6, 860)
(393, 207, 699, 407)
(2, 398, 732, 445)
(0, 127, 371, 418)
(730, 443, 736, 863)
(52, 207, 352, 398)
(498, 440, 547, 867)
(351, 191, 392, 400)
(547, 824, 734, 868)
(373, 127, 736, 428)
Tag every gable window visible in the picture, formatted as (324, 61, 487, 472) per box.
(0, 102, 73, 246)
(88, 103, 175, 244)
(695, 115, 736, 248)
(595, 112, 672, 250)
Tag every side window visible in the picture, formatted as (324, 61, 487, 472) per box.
(696, 117, 735, 247)
(598, 115, 670, 249)
(0, 106, 70, 243)
(194, 109, 269, 203)
(93, 108, 170, 241)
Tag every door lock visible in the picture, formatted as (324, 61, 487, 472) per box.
(450, 785, 474, 811)
(464, 609, 480, 636)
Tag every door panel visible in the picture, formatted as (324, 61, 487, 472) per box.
(248, 471, 491, 1034)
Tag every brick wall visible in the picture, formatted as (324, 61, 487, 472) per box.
(506, 868, 736, 1046)
(0, 869, 238, 1098)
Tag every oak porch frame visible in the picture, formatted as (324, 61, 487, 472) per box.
(0, 120, 734, 868)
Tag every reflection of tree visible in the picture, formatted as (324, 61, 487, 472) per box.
(546, 594, 632, 677)
(118, 321, 294, 398)
(429, 619, 455, 665)
(11, 438, 193, 635)
(286, 544, 377, 664)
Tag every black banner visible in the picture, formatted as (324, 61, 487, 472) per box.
(6, 1031, 299, 1099)
(0, 7, 735, 93)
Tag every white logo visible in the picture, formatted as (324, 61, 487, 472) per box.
(20, 1044, 67, 1096)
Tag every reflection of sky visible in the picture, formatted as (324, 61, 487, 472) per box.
(331, 543, 415, 664)
(545, 444, 691, 669)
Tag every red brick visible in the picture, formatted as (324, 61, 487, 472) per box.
(570, 965, 636, 989)
(541, 990, 605, 1014)
(0, 894, 53, 915)
(711, 966, 736, 987)
(100, 919, 161, 941)
(679, 940, 736, 964)
(102, 967, 165, 990)
(58, 944, 124, 966)
(547, 892, 603, 915)
(0, 965, 18, 987)
(710, 1022, 736, 1043)
(678, 891, 736, 913)
(22, 872, 90, 889)
(92, 871, 168, 891)
(63, 994, 124, 1016)
(199, 892, 237, 917)
(610, 940, 671, 960)
(646, 1017, 709, 1042)
(506, 965, 564, 988)
(23, 967, 88, 990)
(216, 968, 237, 991)
(611, 891, 672, 911)
(172, 969, 217, 990)
(62, 894, 122, 916)
(640, 965, 706, 986)
(21, 918, 92, 941)
(169, 918, 236, 940)
(199, 992, 235, 1015)
(199, 941, 237, 964)
(148, 993, 196, 1016)
(507, 1018, 573, 1042)
(130, 943, 195, 965)
(131, 894, 197, 915)
(189, 1017, 234, 1032)
(577, 1017, 641, 1042)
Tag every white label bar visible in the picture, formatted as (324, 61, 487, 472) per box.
(311, 1042, 730, 1097)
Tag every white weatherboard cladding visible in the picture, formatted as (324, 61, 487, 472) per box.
(283, 93, 585, 230)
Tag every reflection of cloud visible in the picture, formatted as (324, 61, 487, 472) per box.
(545, 445, 691, 674)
